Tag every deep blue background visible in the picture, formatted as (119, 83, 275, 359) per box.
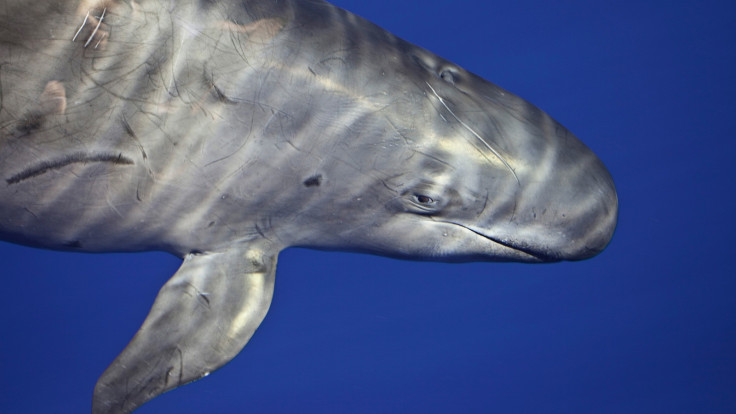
(2, 0, 735, 412)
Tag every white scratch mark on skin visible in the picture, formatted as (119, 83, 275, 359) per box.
(426, 82, 519, 184)
(84, 8, 106, 48)
(94, 32, 107, 49)
(72, 10, 90, 42)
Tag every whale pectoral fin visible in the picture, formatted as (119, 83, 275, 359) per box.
(92, 243, 279, 414)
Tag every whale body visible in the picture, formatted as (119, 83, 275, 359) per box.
(0, 0, 617, 412)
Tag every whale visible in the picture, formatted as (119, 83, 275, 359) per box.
(0, 0, 618, 412)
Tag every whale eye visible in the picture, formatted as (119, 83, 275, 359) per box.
(396, 187, 444, 214)
(415, 194, 434, 205)
(410, 194, 441, 214)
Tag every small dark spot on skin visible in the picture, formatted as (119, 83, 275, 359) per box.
(247, 257, 268, 273)
(303, 174, 322, 187)
(208, 221, 215, 227)
(198, 293, 210, 306)
(203, 71, 236, 104)
(63, 240, 82, 248)
(122, 116, 148, 159)
(15, 110, 44, 134)
(121, 117, 137, 138)
(211, 84, 237, 104)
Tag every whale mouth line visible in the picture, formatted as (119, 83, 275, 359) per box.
(6, 151, 134, 185)
(444, 220, 560, 262)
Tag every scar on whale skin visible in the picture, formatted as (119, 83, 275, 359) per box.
(38, 81, 67, 115)
(218, 18, 286, 44)
(6, 152, 134, 185)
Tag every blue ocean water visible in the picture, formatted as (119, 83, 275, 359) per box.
(1, 0, 734, 413)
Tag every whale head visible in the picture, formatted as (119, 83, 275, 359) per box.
(277, 42, 617, 263)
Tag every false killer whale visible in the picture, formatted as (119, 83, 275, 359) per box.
(0, 0, 617, 412)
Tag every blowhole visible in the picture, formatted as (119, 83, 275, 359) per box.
(439, 69, 457, 84)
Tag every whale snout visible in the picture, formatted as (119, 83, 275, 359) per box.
(533, 161, 618, 261)
(488, 125, 618, 262)
(540, 126, 618, 261)
(559, 156, 618, 260)
(439, 72, 618, 262)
